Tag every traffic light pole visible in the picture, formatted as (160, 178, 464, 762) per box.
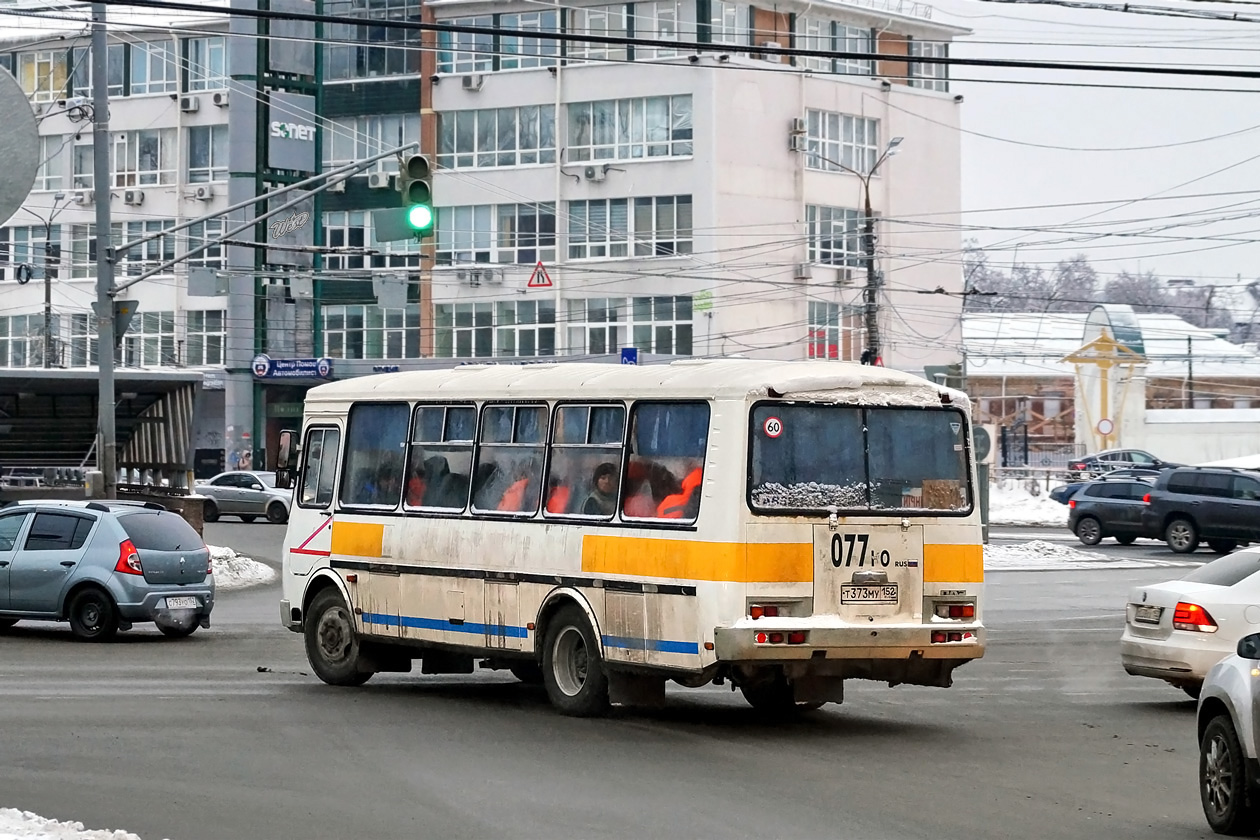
(861, 180, 880, 365)
(92, 2, 117, 498)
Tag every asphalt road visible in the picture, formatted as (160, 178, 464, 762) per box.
(0, 522, 1220, 840)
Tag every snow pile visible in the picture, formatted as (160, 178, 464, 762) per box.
(987, 480, 1069, 527)
(984, 539, 1185, 571)
(0, 808, 161, 840)
(207, 545, 276, 591)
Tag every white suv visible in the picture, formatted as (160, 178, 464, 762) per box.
(1198, 633, 1260, 834)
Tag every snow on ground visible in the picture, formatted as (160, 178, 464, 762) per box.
(987, 480, 1069, 527)
(0, 808, 160, 840)
(984, 539, 1191, 571)
(207, 545, 276, 591)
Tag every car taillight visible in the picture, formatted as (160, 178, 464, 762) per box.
(1069, 499, 1076, 509)
(749, 604, 780, 619)
(1173, 602, 1218, 633)
(206, 552, 213, 575)
(1070, 462, 1085, 470)
(1143, 493, 1151, 504)
(114, 539, 143, 576)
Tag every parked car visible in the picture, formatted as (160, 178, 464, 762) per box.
(1067, 478, 1156, 545)
(1197, 631, 1260, 834)
(1143, 467, 1260, 554)
(1121, 549, 1260, 700)
(0, 500, 214, 641)
(1050, 468, 1160, 505)
(195, 471, 291, 524)
(1067, 448, 1179, 479)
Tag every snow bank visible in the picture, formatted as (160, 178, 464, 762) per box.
(207, 545, 276, 591)
(0, 808, 161, 840)
(987, 480, 1069, 527)
(984, 540, 1188, 571)
(1201, 454, 1260, 469)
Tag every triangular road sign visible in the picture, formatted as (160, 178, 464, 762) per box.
(527, 261, 553, 288)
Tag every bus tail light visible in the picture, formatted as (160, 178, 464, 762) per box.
(754, 631, 797, 645)
(114, 539, 143, 576)
(787, 631, 807, 645)
(934, 603, 975, 620)
(750, 604, 780, 620)
(932, 630, 977, 644)
(1173, 602, 1218, 633)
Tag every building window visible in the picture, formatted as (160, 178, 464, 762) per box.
(806, 205, 863, 267)
(437, 106, 556, 170)
(71, 44, 126, 98)
(122, 311, 176, 367)
(18, 50, 68, 102)
(69, 224, 96, 279)
(326, 0, 422, 80)
(567, 196, 692, 260)
(69, 313, 97, 367)
(188, 125, 228, 183)
(0, 314, 54, 368)
(130, 41, 177, 95)
(566, 5, 628, 62)
(709, 0, 746, 46)
(35, 136, 67, 191)
(322, 211, 422, 271)
(113, 129, 177, 187)
(807, 301, 863, 360)
(500, 11, 560, 69)
(6, 225, 60, 281)
(434, 300, 556, 358)
(186, 36, 227, 91)
(436, 15, 495, 74)
(186, 310, 225, 366)
(796, 17, 831, 72)
(73, 139, 93, 189)
(837, 26, 875, 76)
(798, 22, 873, 75)
(325, 114, 421, 174)
(567, 95, 692, 163)
(112, 220, 175, 277)
(435, 204, 556, 265)
(633, 1, 684, 59)
(909, 40, 949, 92)
(322, 304, 420, 360)
(805, 110, 879, 174)
(566, 296, 692, 355)
(186, 219, 225, 270)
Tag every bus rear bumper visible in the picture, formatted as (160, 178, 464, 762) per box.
(713, 624, 985, 663)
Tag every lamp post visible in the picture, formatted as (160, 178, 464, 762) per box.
(808, 137, 902, 365)
(26, 191, 69, 368)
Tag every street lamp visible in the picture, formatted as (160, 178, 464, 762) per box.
(25, 191, 69, 368)
(807, 137, 903, 366)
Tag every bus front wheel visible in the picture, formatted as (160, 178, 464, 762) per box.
(541, 605, 610, 717)
(305, 588, 373, 687)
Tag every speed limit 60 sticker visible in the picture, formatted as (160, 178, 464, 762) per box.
(763, 416, 783, 438)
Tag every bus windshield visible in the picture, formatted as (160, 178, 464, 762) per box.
(749, 404, 971, 514)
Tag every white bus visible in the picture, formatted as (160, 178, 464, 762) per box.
(276, 359, 984, 716)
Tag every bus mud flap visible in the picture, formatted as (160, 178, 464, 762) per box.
(608, 672, 666, 708)
(792, 676, 845, 705)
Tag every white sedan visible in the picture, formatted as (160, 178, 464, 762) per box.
(1120, 549, 1260, 698)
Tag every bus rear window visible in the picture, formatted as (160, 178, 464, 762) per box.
(749, 404, 970, 514)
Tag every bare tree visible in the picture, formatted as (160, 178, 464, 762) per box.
(1102, 270, 1169, 313)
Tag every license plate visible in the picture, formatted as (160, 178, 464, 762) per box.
(841, 584, 898, 605)
(165, 596, 199, 610)
(1134, 605, 1163, 625)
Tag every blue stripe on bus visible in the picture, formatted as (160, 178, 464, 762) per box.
(601, 635, 700, 655)
(361, 612, 529, 639)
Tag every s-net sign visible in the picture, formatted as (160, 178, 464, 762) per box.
(268, 91, 317, 171)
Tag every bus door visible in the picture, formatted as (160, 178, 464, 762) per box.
(287, 424, 342, 576)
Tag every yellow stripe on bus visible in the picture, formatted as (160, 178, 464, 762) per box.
(330, 522, 385, 558)
(923, 544, 984, 583)
(581, 536, 811, 583)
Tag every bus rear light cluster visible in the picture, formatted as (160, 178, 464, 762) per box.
(931, 630, 977, 644)
(934, 603, 975, 620)
(750, 604, 780, 619)
(754, 631, 808, 645)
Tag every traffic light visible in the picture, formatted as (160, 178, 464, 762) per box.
(397, 154, 434, 235)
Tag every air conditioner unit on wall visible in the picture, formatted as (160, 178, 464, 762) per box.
(179, 95, 199, 112)
(836, 267, 853, 286)
(123, 189, 144, 206)
(461, 74, 484, 91)
(790, 117, 806, 134)
(583, 165, 606, 183)
(71, 190, 92, 206)
(794, 263, 812, 281)
(327, 178, 346, 193)
(761, 41, 782, 62)
(212, 91, 229, 107)
(192, 184, 214, 201)
(789, 135, 808, 152)
(367, 171, 392, 189)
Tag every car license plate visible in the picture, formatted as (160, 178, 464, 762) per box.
(841, 584, 898, 605)
(165, 596, 199, 610)
(1134, 605, 1162, 625)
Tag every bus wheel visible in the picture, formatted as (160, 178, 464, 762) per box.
(740, 671, 822, 714)
(542, 605, 609, 717)
(305, 588, 373, 687)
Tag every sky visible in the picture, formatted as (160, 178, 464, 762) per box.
(926, 0, 1260, 293)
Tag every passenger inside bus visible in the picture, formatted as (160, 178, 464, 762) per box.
(657, 466, 703, 519)
(545, 477, 571, 514)
(581, 462, 618, 516)
(405, 459, 426, 507)
(496, 458, 541, 512)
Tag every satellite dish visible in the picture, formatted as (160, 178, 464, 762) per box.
(0, 68, 39, 227)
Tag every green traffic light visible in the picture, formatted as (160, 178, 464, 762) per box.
(407, 205, 434, 231)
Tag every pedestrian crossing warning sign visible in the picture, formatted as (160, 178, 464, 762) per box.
(527, 261, 553, 288)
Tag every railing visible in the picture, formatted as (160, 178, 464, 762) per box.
(832, 0, 935, 19)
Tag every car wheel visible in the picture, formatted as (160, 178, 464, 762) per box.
(239, 515, 258, 523)
(509, 661, 544, 684)
(1074, 516, 1103, 546)
(203, 500, 220, 523)
(542, 604, 610, 717)
(1201, 715, 1260, 835)
(304, 588, 373, 687)
(1115, 536, 1137, 546)
(1183, 683, 1202, 700)
(266, 502, 288, 524)
(1210, 541, 1239, 555)
(68, 588, 119, 642)
(1166, 518, 1200, 554)
(158, 623, 199, 639)
(0, 618, 17, 631)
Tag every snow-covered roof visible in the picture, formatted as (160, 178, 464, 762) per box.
(964, 311, 1260, 380)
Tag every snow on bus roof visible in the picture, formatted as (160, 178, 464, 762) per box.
(304, 359, 963, 407)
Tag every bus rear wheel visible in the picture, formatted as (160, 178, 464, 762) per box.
(740, 671, 824, 715)
(305, 588, 373, 687)
(542, 605, 609, 717)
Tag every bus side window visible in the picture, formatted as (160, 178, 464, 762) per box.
(339, 403, 409, 509)
(299, 427, 341, 508)
(405, 405, 476, 512)
(622, 401, 710, 523)
(472, 405, 547, 515)
(544, 404, 625, 520)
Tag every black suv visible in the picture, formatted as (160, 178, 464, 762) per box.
(1068, 479, 1153, 546)
(1142, 467, 1260, 554)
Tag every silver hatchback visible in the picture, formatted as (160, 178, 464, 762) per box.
(0, 500, 214, 641)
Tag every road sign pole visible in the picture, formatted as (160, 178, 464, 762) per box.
(92, 2, 117, 499)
